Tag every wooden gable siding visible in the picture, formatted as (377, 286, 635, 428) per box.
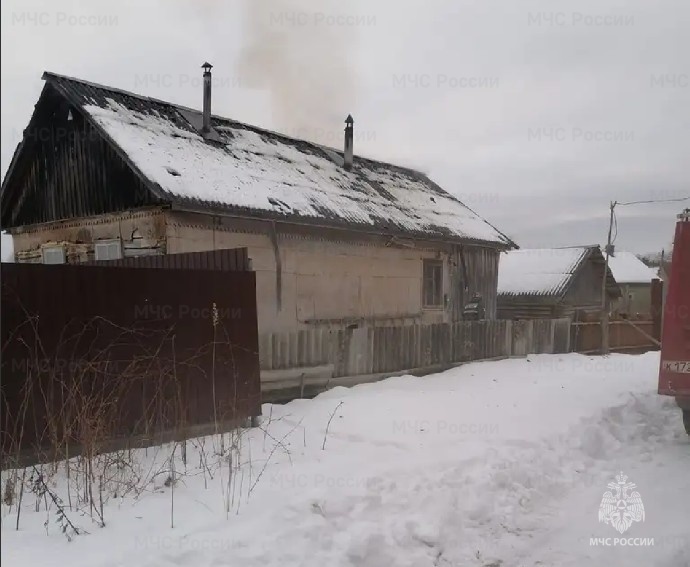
(560, 258, 604, 306)
(2, 94, 159, 228)
(449, 245, 499, 320)
(496, 291, 559, 319)
(497, 300, 605, 321)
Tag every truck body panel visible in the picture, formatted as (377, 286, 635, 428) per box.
(658, 210, 690, 401)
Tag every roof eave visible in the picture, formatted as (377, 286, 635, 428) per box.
(420, 175, 518, 249)
(169, 201, 513, 250)
(497, 292, 559, 300)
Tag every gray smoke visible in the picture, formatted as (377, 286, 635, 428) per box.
(236, 0, 357, 147)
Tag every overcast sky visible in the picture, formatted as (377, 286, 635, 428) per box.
(1, 0, 688, 255)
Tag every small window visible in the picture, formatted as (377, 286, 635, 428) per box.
(423, 259, 443, 307)
(94, 240, 122, 261)
(42, 246, 65, 265)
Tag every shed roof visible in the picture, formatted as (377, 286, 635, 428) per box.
(498, 245, 621, 300)
(4, 72, 514, 247)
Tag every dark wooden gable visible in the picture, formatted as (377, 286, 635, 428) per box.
(1, 83, 163, 229)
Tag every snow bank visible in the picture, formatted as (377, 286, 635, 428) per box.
(2, 352, 687, 567)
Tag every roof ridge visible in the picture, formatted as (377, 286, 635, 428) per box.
(42, 70, 191, 112)
(41, 70, 431, 179)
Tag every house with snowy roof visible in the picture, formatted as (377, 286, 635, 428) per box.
(606, 248, 661, 317)
(1, 66, 514, 341)
(497, 246, 620, 320)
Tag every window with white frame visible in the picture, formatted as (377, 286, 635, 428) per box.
(42, 246, 66, 264)
(94, 239, 123, 261)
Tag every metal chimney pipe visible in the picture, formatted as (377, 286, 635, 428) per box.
(202, 62, 213, 133)
(344, 114, 354, 171)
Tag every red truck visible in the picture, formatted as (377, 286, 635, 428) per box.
(658, 209, 690, 434)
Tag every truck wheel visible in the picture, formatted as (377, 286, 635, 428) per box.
(684, 410, 690, 436)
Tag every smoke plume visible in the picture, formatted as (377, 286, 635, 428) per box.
(236, 0, 358, 147)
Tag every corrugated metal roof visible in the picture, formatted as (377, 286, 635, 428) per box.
(42, 72, 514, 248)
(498, 247, 590, 297)
(498, 245, 621, 301)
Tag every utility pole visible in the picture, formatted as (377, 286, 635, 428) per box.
(601, 200, 616, 355)
(598, 197, 688, 356)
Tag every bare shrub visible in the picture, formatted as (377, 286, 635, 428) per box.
(1, 305, 269, 537)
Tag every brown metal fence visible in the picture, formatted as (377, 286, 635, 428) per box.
(1, 251, 260, 461)
(88, 247, 251, 271)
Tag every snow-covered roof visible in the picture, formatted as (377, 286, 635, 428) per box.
(40, 72, 513, 247)
(498, 247, 592, 297)
(606, 251, 659, 284)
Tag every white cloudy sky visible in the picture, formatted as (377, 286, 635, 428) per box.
(1, 0, 688, 255)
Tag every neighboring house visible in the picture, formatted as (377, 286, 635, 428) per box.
(606, 249, 660, 317)
(0, 69, 514, 344)
(497, 246, 620, 320)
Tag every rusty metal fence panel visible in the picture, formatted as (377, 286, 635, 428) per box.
(1, 259, 260, 460)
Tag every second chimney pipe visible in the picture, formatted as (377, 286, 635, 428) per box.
(202, 62, 213, 133)
(344, 114, 354, 170)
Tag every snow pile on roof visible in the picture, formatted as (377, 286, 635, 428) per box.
(606, 250, 659, 284)
(497, 246, 590, 296)
(78, 92, 510, 245)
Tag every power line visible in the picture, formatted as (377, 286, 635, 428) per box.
(616, 196, 689, 207)
(609, 196, 687, 246)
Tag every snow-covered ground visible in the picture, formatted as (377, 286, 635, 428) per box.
(2, 352, 688, 566)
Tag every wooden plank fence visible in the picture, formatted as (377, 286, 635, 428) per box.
(259, 318, 572, 399)
(572, 319, 659, 354)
